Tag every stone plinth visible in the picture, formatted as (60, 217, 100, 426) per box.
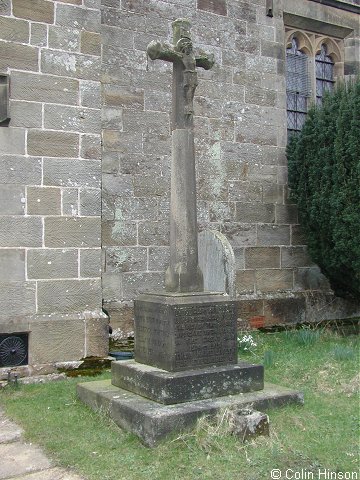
(77, 291, 304, 445)
(77, 380, 304, 447)
(112, 360, 264, 405)
(134, 293, 237, 371)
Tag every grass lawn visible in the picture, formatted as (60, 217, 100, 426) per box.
(0, 329, 359, 480)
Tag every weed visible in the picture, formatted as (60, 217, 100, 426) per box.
(264, 350, 275, 368)
(331, 345, 355, 361)
(291, 326, 321, 346)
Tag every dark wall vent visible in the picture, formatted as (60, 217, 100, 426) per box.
(0, 333, 29, 367)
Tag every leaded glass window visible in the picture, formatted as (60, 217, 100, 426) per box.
(315, 44, 334, 105)
(286, 38, 311, 137)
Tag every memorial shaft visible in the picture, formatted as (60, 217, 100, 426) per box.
(147, 19, 214, 292)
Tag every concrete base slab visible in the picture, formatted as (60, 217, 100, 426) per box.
(77, 379, 303, 447)
(11, 468, 85, 480)
(112, 360, 264, 404)
(0, 442, 51, 479)
(0, 416, 23, 444)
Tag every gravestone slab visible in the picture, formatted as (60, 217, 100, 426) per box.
(134, 293, 237, 371)
(198, 230, 236, 296)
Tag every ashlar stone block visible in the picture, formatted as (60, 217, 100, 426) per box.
(0, 0, 11, 15)
(105, 246, 147, 273)
(28, 130, 79, 157)
(102, 107, 123, 130)
(0, 282, 36, 317)
(257, 224, 290, 246)
(138, 221, 169, 246)
(245, 86, 276, 107)
(43, 158, 101, 188)
(9, 101, 43, 128)
(263, 297, 306, 326)
(228, 182, 262, 202)
(48, 25, 81, 52)
(44, 105, 101, 134)
(235, 203, 275, 224)
(0, 16, 29, 43)
(80, 134, 101, 159)
(44, 217, 101, 248)
(27, 187, 61, 215)
(122, 272, 164, 300)
(281, 247, 313, 268)
(56, 3, 101, 32)
(84, 0, 101, 7)
(62, 188, 79, 216)
(245, 247, 280, 269)
(37, 279, 102, 314)
(81, 31, 101, 56)
(85, 316, 109, 357)
(0, 249, 25, 281)
(0, 156, 42, 186)
(114, 197, 158, 221)
(102, 220, 137, 247)
(13, 0, 54, 23)
(80, 248, 102, 278)
(0, 185, 25, 215)
(56, 0, 82, 4)
(103, 174, 133, 197)
(41, 50, 101, 81)
(0, 128, 25, 155)
(256, 269, 293, 293)
(148, 246, 170, 271)
(0, 41, 38, 72)
(103, 83, 144, 109)
(80, 81, 101, 109)
(27, 249, 78, 279)
(291, 225, 307, 246)
(220, 223, 257, 247)
(11, 72, 79, 105)
(30, 22, 48, 47)
(79, 188, 101, 216)
(235, 270, 255, 294)
(29, 317, 85, 364)
(276, 204, 298, 224)
(133, 175, 169, 197)
(102, 272, 122, 302)
(0, 217, 42, 247)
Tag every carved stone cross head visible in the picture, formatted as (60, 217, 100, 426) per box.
(147, 18, 215, 128)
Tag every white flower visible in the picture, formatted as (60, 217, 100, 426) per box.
(237, 334, 257, 351)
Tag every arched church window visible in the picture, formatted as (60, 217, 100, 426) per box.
(315, 44, 335, 105)
(286, 38, 311, 137)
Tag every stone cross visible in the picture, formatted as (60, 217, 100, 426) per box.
(147, 18, 215, 292)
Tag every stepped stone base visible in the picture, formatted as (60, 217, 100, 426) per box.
(111, 360, 264, 405)
(77, 379, 304, 447)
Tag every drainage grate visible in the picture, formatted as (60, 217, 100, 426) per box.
(0, 333, 28, 367)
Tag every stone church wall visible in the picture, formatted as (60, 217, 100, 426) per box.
(0, 0, 108, 372)
(101, 0, 359, 333)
